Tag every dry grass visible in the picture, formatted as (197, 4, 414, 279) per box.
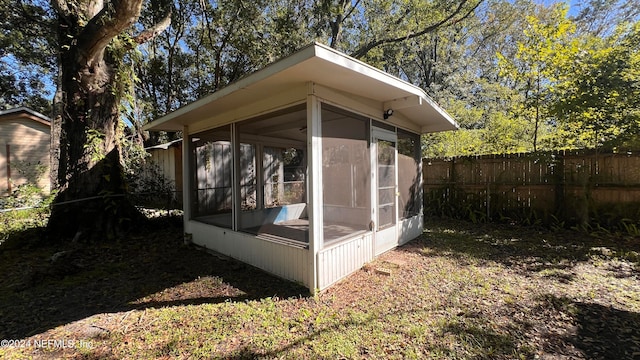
(1, 217, 639, 359)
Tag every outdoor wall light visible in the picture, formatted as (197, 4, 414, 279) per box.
(383, 108, 394, 119)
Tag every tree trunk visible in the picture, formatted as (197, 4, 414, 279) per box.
(46, 0, 164, 242)
(48, 43, 144, 242)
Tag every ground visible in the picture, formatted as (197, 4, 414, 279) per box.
(0, 216, 639, 359)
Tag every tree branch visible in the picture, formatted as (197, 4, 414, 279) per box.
(76, 0, 145, 67)
(343, 0, 361, 23)
(349, 0, 484, 59)
(133, 4, 172, 45)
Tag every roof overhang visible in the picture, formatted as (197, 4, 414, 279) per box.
(0, 106, 51, 126)
(144, 43, 458, 133)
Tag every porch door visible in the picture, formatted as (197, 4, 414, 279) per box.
(373, 128, 397, 256)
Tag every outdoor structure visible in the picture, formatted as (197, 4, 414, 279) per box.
(144, 43, 457, 292)
(145, 139, 183, 206)
(0, 107, 51, 195)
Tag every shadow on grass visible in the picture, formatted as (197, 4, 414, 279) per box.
(537, 294, 640, 359)
(0, 216, 308, 339)
(411, 217, 640, 275)
(217, 307, 523, 360)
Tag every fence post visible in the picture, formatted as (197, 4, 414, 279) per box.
(486, 154, 491, 220)
(554, 150, 565, 220)
(486, 182, 490, 220)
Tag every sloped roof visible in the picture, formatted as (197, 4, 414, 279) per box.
(0, 106, 51, 126)
(144, 43, 458, 133)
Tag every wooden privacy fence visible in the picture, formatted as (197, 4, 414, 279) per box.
(423, 149, 640, 229)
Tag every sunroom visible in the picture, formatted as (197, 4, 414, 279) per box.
(144, 43, 457, 292)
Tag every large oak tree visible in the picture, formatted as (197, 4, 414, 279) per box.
(47, 0, 170, 241)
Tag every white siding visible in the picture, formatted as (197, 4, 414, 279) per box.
(317, 232, 373, 290)
(149, 147, 177, 183)
(187, 220, 310, 287)
(398, 214, 423, 245)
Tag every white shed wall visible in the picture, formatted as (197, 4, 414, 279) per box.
(317, 232, 374, 290)
(399, 214, 424, 245)
(186, 220, 311, 288)
(149, 147, 177, 183)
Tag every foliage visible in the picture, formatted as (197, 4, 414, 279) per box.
(425, 0, 640, 156)
(572, 0, 640, 37)
(0, 160, 53, 210)
(118, 130, 177, 208)
(0, 0, 56, 113)
(0, 168, 54, 245)
(0, 206, 49, 246)
(551, 22, 640, 150)
(497, 3, 577, 152)
(0, 160, 53, 246)
(1, 0, 638, 225)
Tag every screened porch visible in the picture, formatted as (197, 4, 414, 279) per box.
(189, 103, 420, 248)
(144, 43, 457, 291)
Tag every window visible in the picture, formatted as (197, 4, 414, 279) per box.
(240, 143, 257, 211)
(235, 105, 309, 243)
(264, 147, 305, 207)
(191, 125, 233, 228)
(397, 130, 421, 219)
(321, 104, 371, 244)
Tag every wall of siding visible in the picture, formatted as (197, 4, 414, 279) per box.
(317, 232, 373, 290)
(187, 220, 310, 288)
(0, 116, 50, 195)
(148, 144, 183, 205)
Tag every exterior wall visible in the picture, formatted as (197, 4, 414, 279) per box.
(399, 214, 423, 245)
(148, 144, 183, 205)
(149, 146, 177, 183)
(0, 115, 50, 195)
(180, 83, 428, 292)
(317, 232, 374, 290)
(312, 91, 425, 290)
(186, 220, 311, 288)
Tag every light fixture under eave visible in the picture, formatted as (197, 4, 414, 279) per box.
(383, 109, 394, 120)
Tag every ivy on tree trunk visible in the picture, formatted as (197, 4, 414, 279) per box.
(47, 0, 171, 242)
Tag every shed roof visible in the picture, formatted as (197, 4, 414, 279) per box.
(0, 106, 51, 126)
(144, 43, 458, 133)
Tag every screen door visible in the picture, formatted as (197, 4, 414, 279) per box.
(373, 127, 397, 255)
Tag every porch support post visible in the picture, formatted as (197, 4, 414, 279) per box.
(231, 123, 241, 231)
(307, 82, 322, 293)
(182, 126, 192, 232)
(418, 141, 424, 229)
(256, 143, 264, 210)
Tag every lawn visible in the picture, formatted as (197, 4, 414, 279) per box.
(1, 215, 639, 359)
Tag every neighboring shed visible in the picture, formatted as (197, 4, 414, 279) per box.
(144, 43, 458, 292)
(0, 107, 51, 195)
(145, 138, 183, 206)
